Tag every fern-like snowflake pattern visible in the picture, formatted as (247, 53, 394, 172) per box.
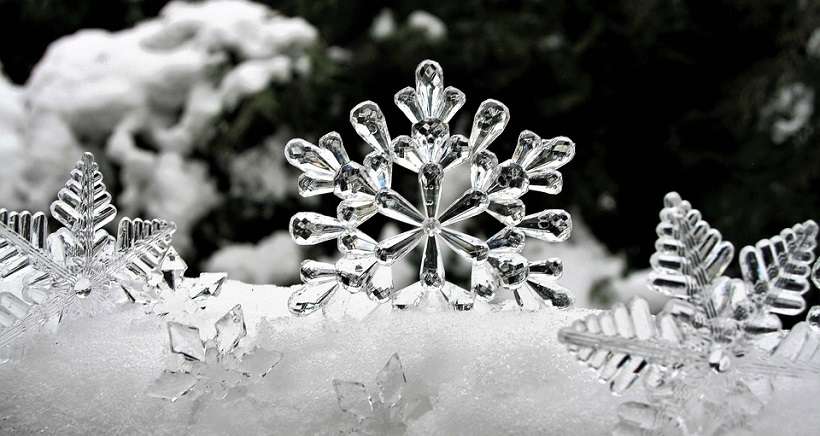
(558, 192, 820, 436)
(0, 152, 176, 347)
(285, 60, 575, 315)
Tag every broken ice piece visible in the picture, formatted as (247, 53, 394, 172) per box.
(333, 380, 373, 420)
(168, 321, 205, 361)
(375, 353, 406, 407)
(147, 370, 198, 402)
(235, 347, 283, 377)
(161, 247, 188, 290)
(187, 272, 228, 299)
(215, 304, 246, 355)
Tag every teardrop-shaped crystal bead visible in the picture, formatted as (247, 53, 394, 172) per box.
(437, 86, 466, 122)
(487, 253, 529, 288)
(300, 260, 336, 284)
(438, 189, 489, 226)
(289, 213, 346, 245)
(336, 256, 377, 292)
(445, 283, 475, 311)
(337, 198, 378, 226)
(334, 162, 378, 199)
(527, 258, 563, 281)
(526, 280, 573, 308)
(365, 264, 395, 301)
(363, 151, 391, 191)
(470, 150, 498, 191)
(415, 60, 444, 119)
(488, 160, 529, 200)
(350, 101, 391, 155)
(438, 134, 470, 171)
(526, 136, 575, 172)
(468, 99, 509, 155)
(288, 281, 338, 315)
(284, 138, 339, 177)
(394, 86, 423, 123)
(412, 119, 449, 160)
(487, 227, 526, 253)
(518, 209, 572, 242)
(471, 262, 497, 301)
(338, 230, 378, 257)
(375, 228, 424, 264)
(375, 190, 424, 226)
(419, 163, 443, 218)
(318, 132, 349, 168)
(514, 284, 545, 311)
(420, 236, 445, 291)
(486, 199, 525, 227)
(512, 130, 542, 168)
(439, 227, 489, 262)
(392, 135, 425, 173)
(297, 173, 334, 197)
(528, 169, 563, 194)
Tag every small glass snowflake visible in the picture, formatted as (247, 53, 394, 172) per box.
(558, 192, 820, 435)
(148, 304, 282, 402)
(0, 152, 176, 346)
(285, 59, 574, 315)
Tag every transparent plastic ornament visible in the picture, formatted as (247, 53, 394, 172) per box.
(0, 152, 176, 347)
(148, 304, 282, 402)
(558, 192, 820, 435)
(285, 60, 575, 316)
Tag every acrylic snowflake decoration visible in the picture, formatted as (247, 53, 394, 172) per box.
(558, 192, 820, 435)
(285, 59, 574, 315)
(148, 304, 283, 402)
(333, 353, 431, 435)
(0, 152, 176, 346)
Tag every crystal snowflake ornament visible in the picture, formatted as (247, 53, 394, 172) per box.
(148, 304, 283, 402)
(0, 152, 176, 346)
(285, 59, 574, 315)
(558, 192, 820, 435)
(333, 353, 431, 435)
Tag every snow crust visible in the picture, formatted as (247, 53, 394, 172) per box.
(1, 280, 818, 435)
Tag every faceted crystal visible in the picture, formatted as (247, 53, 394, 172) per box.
(439, 227, 489, 262)
(415, 60, 444, 119)
(808, 306, 820, 330)
(365, 264, 395, 301)
(334, 162, 378, 199)
(318, 131, 349, 168)
(160, 247, 187, 290)
(375, 228, 424, 264)
(288, 281, 338, 316)
(438, 189, 489, 226)
(528, 169, 563, 194)
(376, 353, 406, 407)
(235, 347, 283, 377)
(187, 272, 227, 299)
(526, 136, 576, 172)
(350, 101, 391, 155)
(438, 134, 470, 171)
(513, 285, 545, 311)
(338, 230, 378, 257)
(297, 173, 334, 197)
(392, 135, 426, 173)
(438, 86, 466, 122)
(488, 160, 529, 199)
(471, 262, 497, 300)
(289, 213, 346, 245)
(300, 260, 336, 284)
(363, 151, 391, 191)
(336, 256, 377, 292)
(284, 138, 338, 178)
(375, 190, 425, 226)
(470, 150, 498, 191)
(214, 304, 246, 355)
(518, 209, 572, 242)
(421, 218, 441, 236)
(147, 371, 198, 402)
(168, 321, 205, 361)
(468, 99, 509, 155)
(528, 258, 563, 281)
(512, 130, 542, 168)
(486, 199, 525, 227)
(337, 198, 378, 226)
(527, 281, 573, 308)
(487, 228, 526, 253)
(333, 380, 373, 420)
(420, 236, 444, 291)
(394, 86, 424, 124)
(487, 253, 529, 288)
(412, 119, 449, 160)
(419, 163, 443, 218)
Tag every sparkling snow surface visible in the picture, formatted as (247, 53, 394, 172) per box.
(0, 280, 818, 435)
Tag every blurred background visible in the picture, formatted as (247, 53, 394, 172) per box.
(0, 0, 819, 320)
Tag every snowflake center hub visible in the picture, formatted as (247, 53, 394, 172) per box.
(422, 218, 441, 236)
(73, 276, 92, 298)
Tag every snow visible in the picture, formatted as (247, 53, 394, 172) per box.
(0, 279, 818, 435)
(760, 82, 815, 144)
(407, 11, 447, 42)
(205, 231, 303, 284)
(370, 9, 397, 40)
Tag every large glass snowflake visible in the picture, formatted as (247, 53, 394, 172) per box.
(0, 152, 176, 347)
(558, 192, 820, 435)
(285, 59, 574, 315)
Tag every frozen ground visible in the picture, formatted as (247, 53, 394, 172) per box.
(1, 280, 819, 435)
